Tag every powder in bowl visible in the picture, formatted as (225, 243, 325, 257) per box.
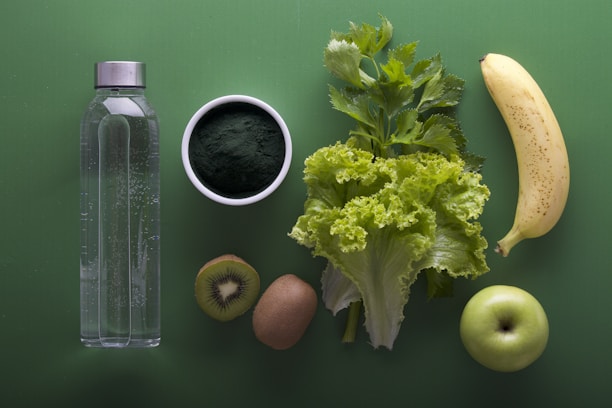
(188, 102, 286, 199)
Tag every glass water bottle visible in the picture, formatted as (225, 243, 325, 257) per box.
(80, 61, 160, 348)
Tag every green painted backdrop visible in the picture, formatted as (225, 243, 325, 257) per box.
(1, 0, 609, 406)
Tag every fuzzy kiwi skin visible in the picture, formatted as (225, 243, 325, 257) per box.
(252, 274, 317, 350)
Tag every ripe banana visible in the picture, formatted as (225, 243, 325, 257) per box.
(480, 53, 569, 257)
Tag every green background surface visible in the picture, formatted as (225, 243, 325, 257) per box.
(0, 0, 609, 406)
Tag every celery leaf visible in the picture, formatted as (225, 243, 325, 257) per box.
(329, 85, 376, 129)
(418, 72, 465, 112)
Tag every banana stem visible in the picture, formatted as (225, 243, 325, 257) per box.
(495, 227, 524, 257)
(341, 301, 362, 343)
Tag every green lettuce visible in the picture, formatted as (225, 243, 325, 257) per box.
(289, 16, 490, 350)
(290, 141, 489, 349)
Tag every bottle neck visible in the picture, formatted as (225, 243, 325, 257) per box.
(96, 87, 145, 96)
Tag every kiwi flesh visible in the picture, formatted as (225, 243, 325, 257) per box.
(195, 254, 260, 322)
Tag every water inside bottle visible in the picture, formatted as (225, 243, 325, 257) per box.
(80, 100, 160, 348)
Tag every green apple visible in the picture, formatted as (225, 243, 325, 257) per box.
(459, 285, 549, 372)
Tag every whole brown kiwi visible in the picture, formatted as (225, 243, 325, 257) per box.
(252, 274, 317, 350)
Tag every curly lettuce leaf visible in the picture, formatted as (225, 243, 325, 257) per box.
(321, 262, 361, 314)
(290, 142, 490, 349)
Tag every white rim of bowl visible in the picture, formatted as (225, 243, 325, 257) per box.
(181, 95, 292, 206)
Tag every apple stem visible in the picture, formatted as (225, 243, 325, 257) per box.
(341, 301, 362, 343)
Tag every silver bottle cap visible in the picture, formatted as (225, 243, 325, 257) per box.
(95, 61, 146, 88)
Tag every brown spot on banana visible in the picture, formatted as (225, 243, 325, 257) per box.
(480, 53, 570, 257)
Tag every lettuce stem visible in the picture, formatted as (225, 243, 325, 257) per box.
(341, 301, 362, 343)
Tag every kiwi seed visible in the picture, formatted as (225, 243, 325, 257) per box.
(195, 254, 260, 322)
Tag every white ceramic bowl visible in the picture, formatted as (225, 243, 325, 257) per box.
(181, 95, 292, 206)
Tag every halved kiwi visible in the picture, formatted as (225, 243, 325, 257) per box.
(195, 254, 260, 322)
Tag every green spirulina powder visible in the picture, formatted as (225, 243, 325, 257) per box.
(189, 102, 286, 198)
